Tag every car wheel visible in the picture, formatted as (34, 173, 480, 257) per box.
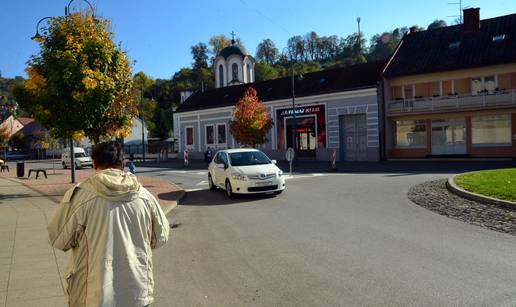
(75, 163, 80, 169)
(273, 190, 283, 195)
(208, 173, 216, 191)
(225, 180, 234, 198)
(62, 162, 67, 169)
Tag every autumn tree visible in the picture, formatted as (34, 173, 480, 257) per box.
(14, 12, 136, 144)
(229, 87, 273, 147)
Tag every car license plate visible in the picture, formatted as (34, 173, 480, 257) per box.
(255, 181, 272, 187)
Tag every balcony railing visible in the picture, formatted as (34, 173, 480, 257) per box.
(387, 90, 516, 114)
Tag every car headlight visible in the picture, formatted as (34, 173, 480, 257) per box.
(278, 170, 283, 177)
(231, 173, 247, 181)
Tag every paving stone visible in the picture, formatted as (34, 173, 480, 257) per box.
(408, 179, 516, 235)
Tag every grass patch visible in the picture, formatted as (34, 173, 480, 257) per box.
(454, 168, 516, 202)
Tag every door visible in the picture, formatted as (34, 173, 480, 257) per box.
(340, 114, 367, 161)
(214, 152, 228, 186)
(286, 116, 317, 158)
(431, 118, 466, 155)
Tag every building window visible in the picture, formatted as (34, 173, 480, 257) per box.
(232, 63, 239, 82)
(206, 125, 214, 145)
(217, 124, 226, 144)
(471, 77, 482, 94)
(472, 114, 511, 146)
(484, 76, 496, 93)
(186, 127, 194, 146)
(246, 63, 251, 82)
(403, 85, 413, 99)
(391, 86, 403, 99)
(429, 81, 440, 97)
(394, 120, 427, 148)
(218, 65, 224, 87)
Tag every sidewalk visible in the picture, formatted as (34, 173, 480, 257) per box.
(0, 167, 184, 215)
(0, 178, 68, 307)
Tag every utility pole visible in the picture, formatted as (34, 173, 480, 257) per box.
(448, 0, 463, 23)
(70, 138, 75, 183)
(356, 17, 362, 54)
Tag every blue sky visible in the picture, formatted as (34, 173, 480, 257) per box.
(1, 0, 515, 79)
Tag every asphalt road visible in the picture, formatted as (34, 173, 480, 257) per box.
(151, 171, 516, 307)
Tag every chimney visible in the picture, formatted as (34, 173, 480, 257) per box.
(180, 90, 193, 104)
(462, 8, 480, 36)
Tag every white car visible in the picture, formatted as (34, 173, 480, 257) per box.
(208, 148, 286, 198)
(61, 147, 93, 169)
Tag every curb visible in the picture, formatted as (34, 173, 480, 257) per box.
(161, 182, 186, 215)
(446, 175, 516, 210)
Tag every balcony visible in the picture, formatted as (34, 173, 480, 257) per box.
(386, 90, 516, 115)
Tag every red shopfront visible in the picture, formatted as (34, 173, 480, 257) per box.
(276, 105, 326, 158)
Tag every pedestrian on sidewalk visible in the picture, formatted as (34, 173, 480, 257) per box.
(47, 141, 169, 307)
(183, 147, 189, 168)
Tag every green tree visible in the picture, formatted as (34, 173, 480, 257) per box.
(191, 42, 209, 69)
(255, 62, 279, 82)
(133, 72, 157, 135)
(256, 39, 278, 65)
(229, 87, 273, 147)
(427, 19, 447, 30)
(14, 12, 136, 144)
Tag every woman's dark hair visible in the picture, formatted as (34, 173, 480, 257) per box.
(91, 141, 124, 169)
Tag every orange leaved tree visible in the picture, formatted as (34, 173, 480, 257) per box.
(229, 87, 273, 147)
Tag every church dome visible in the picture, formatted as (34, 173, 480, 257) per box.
(218, 41, 246, 59)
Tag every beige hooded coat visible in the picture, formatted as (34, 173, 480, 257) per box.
(47, 169, 169, 307)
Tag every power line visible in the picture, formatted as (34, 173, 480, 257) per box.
(238, 0, 292, 36)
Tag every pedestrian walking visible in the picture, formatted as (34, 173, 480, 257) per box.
(204, 147, 213, 164)
(183, 148, 189, 168)
(47, 141, 169, 307)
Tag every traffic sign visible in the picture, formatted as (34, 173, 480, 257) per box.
(286, 147, 295, 162)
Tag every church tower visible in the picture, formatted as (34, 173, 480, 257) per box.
(214, 32, 255, 88)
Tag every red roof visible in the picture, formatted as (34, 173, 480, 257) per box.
(16, 117, 35, 126)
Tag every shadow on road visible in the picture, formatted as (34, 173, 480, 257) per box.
(0, 193, 35, 201)
(181, 189, 276, 206)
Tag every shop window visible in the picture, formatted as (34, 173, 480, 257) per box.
(206, 125, 214, 145)
(217, 124, 226, 144)
(394, 120, 427, 148)
(186, 127, 194, 146)
(472, 114, 511, 146)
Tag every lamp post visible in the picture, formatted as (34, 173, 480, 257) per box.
(282, 47, 299, 166)
(140, 85, 146, 162)
(30, 0, 96, 184)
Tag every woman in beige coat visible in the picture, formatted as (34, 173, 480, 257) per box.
(48, 141, 169, 307)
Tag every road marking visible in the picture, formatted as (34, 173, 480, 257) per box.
(197, 180, 208, 186)
(197, 171, 207, 175)
(185, 188, 207, 192)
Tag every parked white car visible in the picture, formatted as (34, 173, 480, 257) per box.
(61, 147, 93, 169)
(208, 148, 286, 198)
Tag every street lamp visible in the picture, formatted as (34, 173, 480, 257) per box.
(282, 47, 303, 166)
(65, 0, 95, 16)
(140, 85, 146, 162)
(31, 17, 52, 42)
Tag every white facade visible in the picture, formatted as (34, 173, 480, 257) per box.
(214, 44, 255, 88)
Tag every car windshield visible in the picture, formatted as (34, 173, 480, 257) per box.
(75, 153, 86, 158)
(229, 151, 271, 166)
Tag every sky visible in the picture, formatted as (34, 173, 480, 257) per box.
(1, 0, 515, 79)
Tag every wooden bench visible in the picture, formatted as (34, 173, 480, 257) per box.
(0, 165, 8, 172)
(28, 168, 48, 179)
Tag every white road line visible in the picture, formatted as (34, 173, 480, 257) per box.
(197, 180, 208, 186)
(196, 172, 207, 175)
(185, 188, 207, 192)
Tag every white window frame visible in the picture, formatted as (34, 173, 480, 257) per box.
(205, 124, 215, 146)
(217, 123, 227, 145)
(185, 126, 195, 149)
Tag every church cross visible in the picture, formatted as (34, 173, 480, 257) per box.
(230, 31, 236, 41)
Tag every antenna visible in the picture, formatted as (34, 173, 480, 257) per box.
(448, 0, 463, 23)
(356, 17, 361, 50)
